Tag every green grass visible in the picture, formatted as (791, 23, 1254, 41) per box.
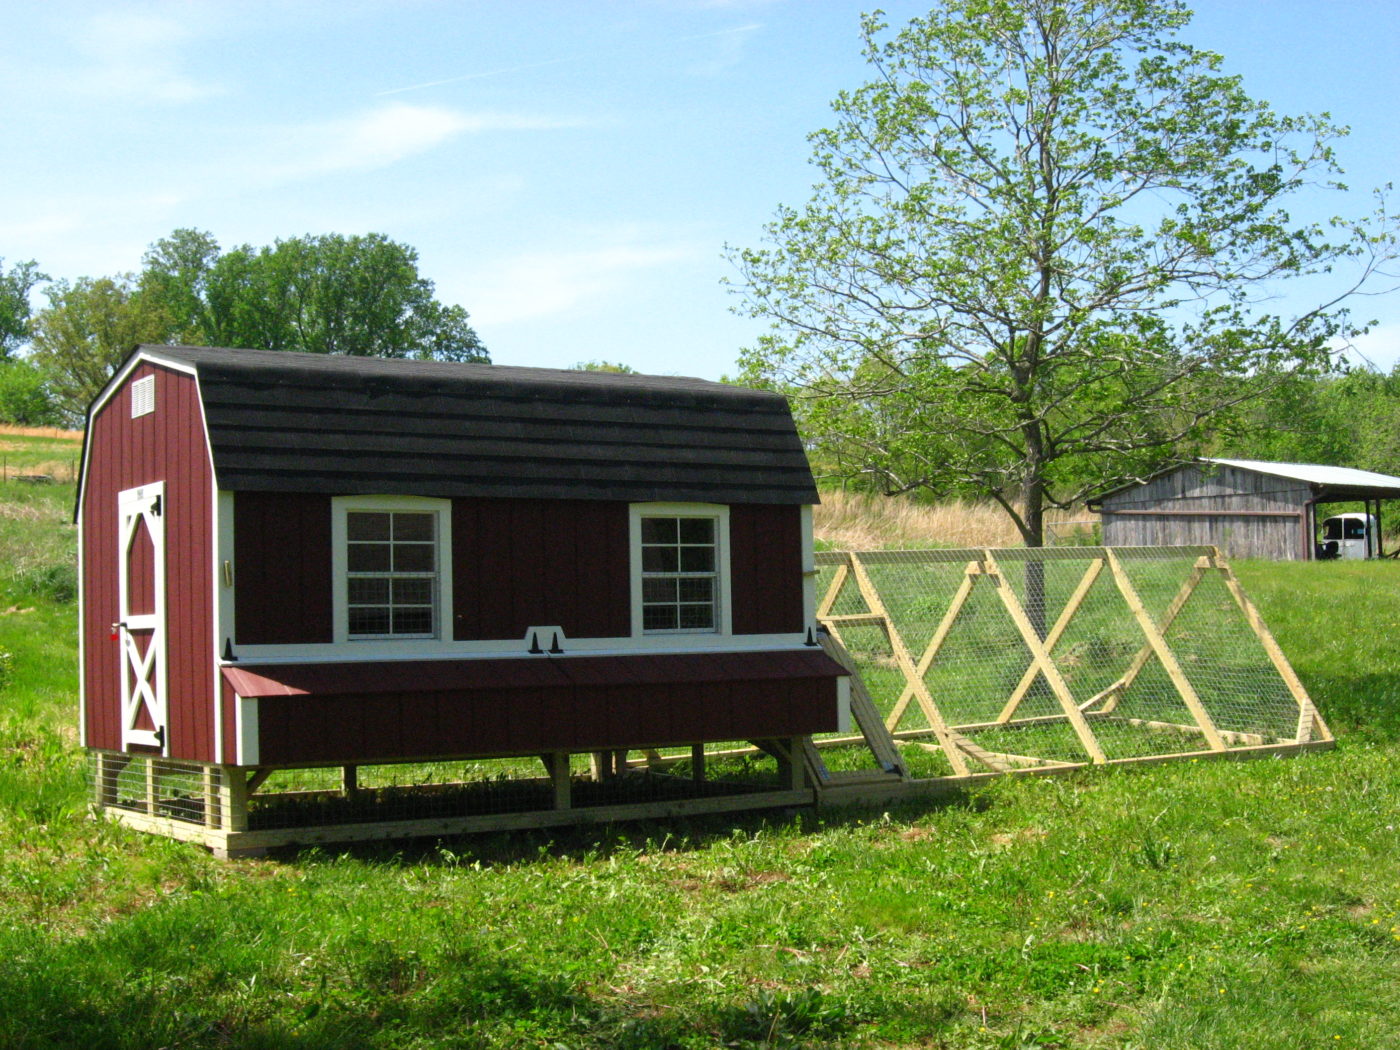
(2, 452, 1398, 1046)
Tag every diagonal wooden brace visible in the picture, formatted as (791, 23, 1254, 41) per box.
(847, 553, 971, 777)
(888, 560, 981, 729)
(983, 552, 1107, 764)
(1104, 550, 1226, 751)
(996, 557, 1105, 724)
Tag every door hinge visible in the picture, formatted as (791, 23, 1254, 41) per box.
(151, 494, 162, 517)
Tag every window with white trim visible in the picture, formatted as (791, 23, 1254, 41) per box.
(333, 497, 451, 642)
(630, 504, 730, 635)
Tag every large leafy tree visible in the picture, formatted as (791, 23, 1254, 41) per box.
(733, 0, 1396, 547)
(143, 229, 489, 362)
(0, 258, 46, 359)
(28, 275, 174, 421)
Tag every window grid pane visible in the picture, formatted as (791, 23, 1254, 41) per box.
(640, 515, 717, 633)
(347, 510, 438, 638)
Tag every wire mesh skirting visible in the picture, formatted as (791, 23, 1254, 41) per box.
(89, 748, 791, 835)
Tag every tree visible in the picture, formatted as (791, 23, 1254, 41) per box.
(138, 228, 220, 344)
(0, 358, 61, 425)
(27, 276, 172, 421)
(572, 360, 638, 373)
(732, 0, 1396, 547)
(0, 258, 46, 359)
(197, 232, 488, 362)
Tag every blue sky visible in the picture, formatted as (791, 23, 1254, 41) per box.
(2, 1, 1398, 380)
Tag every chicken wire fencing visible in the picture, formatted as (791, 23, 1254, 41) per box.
(812, 545, 1329, 782)
(88, 746, 795, 840)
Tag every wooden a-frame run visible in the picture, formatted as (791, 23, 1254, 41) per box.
(806, 545, 1330, 804)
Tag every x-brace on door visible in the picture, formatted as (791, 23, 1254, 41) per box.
(117, 482, 167, 753)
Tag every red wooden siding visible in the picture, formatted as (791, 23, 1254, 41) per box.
(228, 497, 807, 644)
(233, 492, 333, 645)
(728, 504, 806, 634)
(221, 676, 238, 765)
(227, 651, 844, 766)
(81, 362, 216, 762)
(451, 498, 631, 640)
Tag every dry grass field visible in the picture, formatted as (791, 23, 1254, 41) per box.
(812, 488, 1098, 549)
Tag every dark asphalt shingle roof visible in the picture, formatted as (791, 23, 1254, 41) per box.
(129, 345, 819, 504)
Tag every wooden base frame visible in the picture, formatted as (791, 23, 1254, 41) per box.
(88, 737, 815, 858)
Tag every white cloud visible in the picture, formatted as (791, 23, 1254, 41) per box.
(464, 238, 703, 327)
(245, 103, 584, 184)
(68, 7, 220, 103)
(682, 23, 763, 77)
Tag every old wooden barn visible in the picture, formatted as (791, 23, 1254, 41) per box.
(1088, 458, 1400, 560)
(77, 345, 850, 852)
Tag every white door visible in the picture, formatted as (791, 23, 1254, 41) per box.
(118, 482, 167, 752)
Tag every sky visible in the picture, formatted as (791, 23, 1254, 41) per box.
(2, 0, 1399, 381)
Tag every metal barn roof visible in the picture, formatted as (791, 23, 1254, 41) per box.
(1202, 459, 1400, 495)
(1090, 457, 1400, 508)
(97, 345, 820, 505)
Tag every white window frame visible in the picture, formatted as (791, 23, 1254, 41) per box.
(331, 495, 453, 646)
(629, 502, 731, 638)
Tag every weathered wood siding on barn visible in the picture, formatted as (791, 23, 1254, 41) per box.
(80, 362, 217, 761)
(231, 495, 807, 644)
(1098, 463, 1311, 560)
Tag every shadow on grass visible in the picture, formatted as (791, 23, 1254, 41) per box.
(1300, 671, 1400, 743)
(268, 791, 989, 871)
(0, 912, 870, 1050)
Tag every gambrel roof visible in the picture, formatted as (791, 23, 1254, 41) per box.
(88, 345, 819, 505)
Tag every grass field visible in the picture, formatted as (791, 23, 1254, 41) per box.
(1, 428, 1397, 1048)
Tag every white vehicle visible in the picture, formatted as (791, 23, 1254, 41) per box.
(1316, 512, 1379, 560)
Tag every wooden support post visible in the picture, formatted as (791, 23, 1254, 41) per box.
(144, 756, 158, 816)
(690, 743, 706, 785)
(1104, 550, 1226, 751)
(591, 751, 628, 780)
(539, 752, 571, 810)
(342, 765, 359, 799)
(983, 552, 1107, 764)
(786, 737, 807, 791)
(1209, 550, 1331, 743)
(219, 767, 250, 833)
(203, 765, 221, 828)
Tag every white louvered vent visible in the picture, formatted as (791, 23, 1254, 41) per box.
(131, 375, 155, 418)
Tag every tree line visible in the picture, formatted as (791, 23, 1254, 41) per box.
(0, 229, 487, 425)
